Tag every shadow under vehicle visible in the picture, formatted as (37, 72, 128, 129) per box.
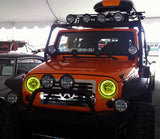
(1, 0, 155, 139)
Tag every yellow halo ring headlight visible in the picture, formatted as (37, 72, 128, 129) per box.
(99, 80, 117, 98)
(25, 76, 40, 93)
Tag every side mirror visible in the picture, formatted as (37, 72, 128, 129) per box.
(151, 61, 156, 64)
(150, 61, 156, 65)
(147, 60, 156, 65)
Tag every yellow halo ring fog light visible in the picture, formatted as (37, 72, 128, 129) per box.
(25, 76, 40, 93)
(99, 80, 117, 98)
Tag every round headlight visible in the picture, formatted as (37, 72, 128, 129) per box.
(41, 74, 55, 89)
(83, 14, 91, 23)
(66, 14, 76, 24)
(128, 46, 138, 55)
(60, 74, 74, 90)
(99, 80, 117, 98)
(114, 99, 128, 112)
(25, 76, 40, 93)
(97, 14, 106, 23)
(113, 12, 124, 22)
(6, 92, 18, 104)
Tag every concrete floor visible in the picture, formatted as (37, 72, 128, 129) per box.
(151, 56, 160, 139)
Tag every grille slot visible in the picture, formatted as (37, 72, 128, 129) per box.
(40, 80, 96, 107)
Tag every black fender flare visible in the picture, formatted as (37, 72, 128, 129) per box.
(121, 78, 150, 100)
(4, 74, 24, 93)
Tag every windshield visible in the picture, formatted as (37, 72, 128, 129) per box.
(17, 58, 43, 75)
(56, 31, 135, 56)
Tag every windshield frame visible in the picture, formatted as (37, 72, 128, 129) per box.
(54, 29, 138, 56)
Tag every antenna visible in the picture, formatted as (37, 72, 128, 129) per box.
(46, 0, 59, 21)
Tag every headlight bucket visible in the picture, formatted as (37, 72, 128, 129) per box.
(99, 80, 117, 98)
(41, 74, 55, 89)
(60, 74, 74, 90)
(25, 76, 40, 93)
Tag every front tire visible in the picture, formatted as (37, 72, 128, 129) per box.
(126, 102, 155, 139)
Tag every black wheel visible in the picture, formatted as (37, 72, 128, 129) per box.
(0, 105, 32, 139)
(126, 102, 155, 139)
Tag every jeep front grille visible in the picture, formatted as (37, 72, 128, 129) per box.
(40, 79, 96, 107)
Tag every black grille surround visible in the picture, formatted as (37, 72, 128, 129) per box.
(40, 79, 96, 107)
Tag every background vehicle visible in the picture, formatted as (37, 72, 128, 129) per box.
(0, 53, 43, 99)
(1, 0, 155, 139)
(0, 40, 27, 53)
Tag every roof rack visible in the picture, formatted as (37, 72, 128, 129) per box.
(51, 20, 141, 31)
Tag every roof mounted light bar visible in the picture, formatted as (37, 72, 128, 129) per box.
(66, 12, 144, 25)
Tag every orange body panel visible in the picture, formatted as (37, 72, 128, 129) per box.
(102, 0, 121, 7)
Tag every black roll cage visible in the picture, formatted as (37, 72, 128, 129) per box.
(44, 15, 147, 77)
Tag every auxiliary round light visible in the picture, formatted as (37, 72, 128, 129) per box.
(66, 14, 76, 24)
(114, 99, 128, 112)
(97, 14, 106, 23)
(60, 74, 74, 90)
(128, 46, 138, 55)
(99, 80, 117, 98)
(83, 14, 91, 23)
(25, 76, 40, 93)
(41, 74, 55, 89)
(113, 12, 124, 22)
(47, 45, 56, 55)
(6, 92, 18, 104)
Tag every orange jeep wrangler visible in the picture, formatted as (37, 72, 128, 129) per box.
(0, 0, 155, 139)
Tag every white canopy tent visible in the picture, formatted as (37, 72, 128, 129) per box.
(0, 0, 160, 44)
(0, 0, 160, 28)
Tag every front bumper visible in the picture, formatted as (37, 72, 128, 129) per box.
(16, 103, 134, 126)
(7, 103, 134, 138)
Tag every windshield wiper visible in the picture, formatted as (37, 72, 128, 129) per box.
(95, 50, 119, 60)
(62, 49, 119, 61)
(103, 55, 119, 60)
